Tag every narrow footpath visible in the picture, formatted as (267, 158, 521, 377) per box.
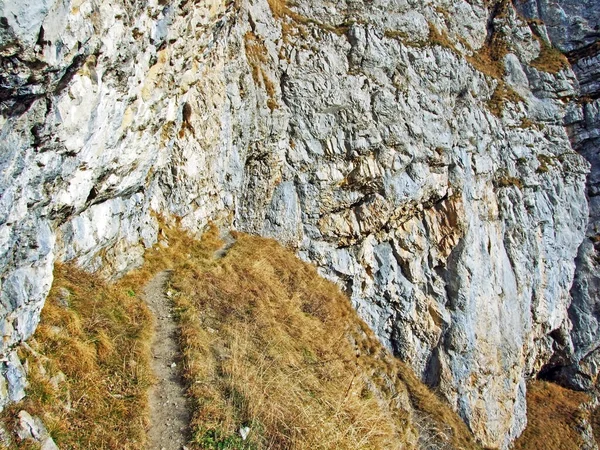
(144, 271, 190, 450)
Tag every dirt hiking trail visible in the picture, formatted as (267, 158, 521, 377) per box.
(144, 271, 190, 450)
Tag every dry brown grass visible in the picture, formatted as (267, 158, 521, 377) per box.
(244, 31, 268, 83)
(466, 1, 511, 81)
(530, 41, 569, 73)
(487, 81, 523, 117)
(426, 2, 524, 118)
(428, 23, 457, 52)
(466, 24, 510, 82)
(519, 117, 535, 129)
(384, 23, 459, 53)
(267, 0, 350, 37)
(467, 43, 506, 81)
(267, 0, 288, 20)
(536, 154, 554, 174)
(244, 32, 279, 111)
(513, 381, 591, 450)
(171, 227, 411, 448)
(591, 405, 600, 446)
(464, 0, 520, 119)
(0, 221, 480, 449)
(151, 224, 479, 449)
(384, 29, 409, 41)
(0, 264, 154, 449)
(496, 172, 524, 189)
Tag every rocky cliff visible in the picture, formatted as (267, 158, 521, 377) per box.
(0, 0, 595, 448)
(514, 0, 600, 392)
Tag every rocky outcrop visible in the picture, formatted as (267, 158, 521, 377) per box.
(15, 410, 59, 450)
(514, 0, 600, 391)
(0, 0, 592, 447)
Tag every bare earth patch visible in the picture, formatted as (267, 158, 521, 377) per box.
(144, 271, 190, 450)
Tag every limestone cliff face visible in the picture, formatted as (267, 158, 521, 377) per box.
(0, 0, 592, 447)
(515, 0, 600, 391)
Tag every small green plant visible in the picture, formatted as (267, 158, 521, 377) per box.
(194, 429, 257, 450)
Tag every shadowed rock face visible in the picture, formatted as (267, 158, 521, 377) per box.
(514, 0, 600, 391)
(515, 0, 599, 52)
(0, 0, 593, 447)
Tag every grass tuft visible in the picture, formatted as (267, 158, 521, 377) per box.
(487, 81, 523, 117)
(428, 23, 457, 52)
(244, 32, 279, 111)
(267, 0, 350, 38)
(530, 41, 570, 73)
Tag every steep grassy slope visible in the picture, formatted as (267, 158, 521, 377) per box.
(0, 223, 480, 449)
(162, 226, 479, 449)
(513, 381, 596, 450)
(5, 223, 599, 450)
(0, 264, 154, 449)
